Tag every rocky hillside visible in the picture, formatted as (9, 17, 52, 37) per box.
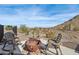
(53, 15, 79, 31)
(52, 15, 79, 50)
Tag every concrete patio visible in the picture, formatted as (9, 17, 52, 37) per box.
(18, 41, 79, 55)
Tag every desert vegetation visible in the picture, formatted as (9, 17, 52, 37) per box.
(4, 24, 57, 40)
(5, 25, 13, 30)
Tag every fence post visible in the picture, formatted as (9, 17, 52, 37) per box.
(0, 24, 4, 42)
(13, 26, 17, 36)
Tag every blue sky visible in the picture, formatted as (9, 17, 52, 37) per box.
(0, 4, 79, 28)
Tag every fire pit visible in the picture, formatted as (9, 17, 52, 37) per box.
(23, 38, 41, 54)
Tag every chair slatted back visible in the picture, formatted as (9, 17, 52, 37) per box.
(56, 34, 62, 43)
(4, 32, 15, 41)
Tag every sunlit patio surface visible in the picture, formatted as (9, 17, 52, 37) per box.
(18, 41, 79, 55)
(0, 43, 22, 55)
(0, 40, 78, 55)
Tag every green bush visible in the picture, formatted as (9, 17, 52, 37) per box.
(5, 25, 13, 30)
(19, 25, 29, 34)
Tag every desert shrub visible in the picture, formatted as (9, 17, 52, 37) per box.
(19, 25, 29, 34)
(69, 23, 75, 31)
(31, 28, 39, 38)
(5, 25, 13, 30)
(46, 30, 56, 39)
(73, 26, 79, 31)
(63, 23, 75, 31)
(63, 24, 70, 30)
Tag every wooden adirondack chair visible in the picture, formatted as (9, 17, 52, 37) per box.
(49, 33, 62, 55)
(2, 32, 16, 54)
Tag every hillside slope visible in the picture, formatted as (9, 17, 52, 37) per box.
(53, 15, 79, 31)
(52, 15, 79, 50)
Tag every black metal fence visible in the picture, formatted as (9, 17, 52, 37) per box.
(0, 25, 17, 43)
(0, 24, 4, 42)
(13, 26, 17, 36)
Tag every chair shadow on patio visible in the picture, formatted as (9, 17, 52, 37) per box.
(0, 31, 22, 55)
(75, 44, 79, 54)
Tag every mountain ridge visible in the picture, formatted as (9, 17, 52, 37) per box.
(52, 15, 79, 31)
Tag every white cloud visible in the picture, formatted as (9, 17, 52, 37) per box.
(0, 6, 79, 27)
